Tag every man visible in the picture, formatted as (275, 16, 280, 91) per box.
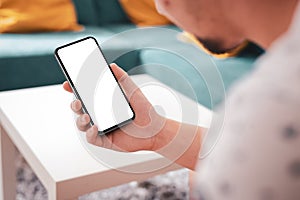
(63, 0, 300, 199)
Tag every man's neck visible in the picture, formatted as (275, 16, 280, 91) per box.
(244, 0, 299, 49)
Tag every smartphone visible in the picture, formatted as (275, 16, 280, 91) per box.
(55, 36, 135, 135)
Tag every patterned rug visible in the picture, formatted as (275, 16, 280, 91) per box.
(15, 153, 189, 200)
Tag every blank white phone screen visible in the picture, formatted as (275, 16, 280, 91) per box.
(57, 38, 134, 132)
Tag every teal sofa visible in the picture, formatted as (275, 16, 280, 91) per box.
(0, 0, 263, 109)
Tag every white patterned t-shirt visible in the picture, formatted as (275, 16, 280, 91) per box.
(194, 3, 300, 200)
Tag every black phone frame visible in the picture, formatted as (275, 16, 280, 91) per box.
(54, 36, 135, 135)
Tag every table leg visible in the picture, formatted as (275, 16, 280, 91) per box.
(46, 184, 57, 200)
(48, 192, 56, 200)
(0, 126, 16, 200)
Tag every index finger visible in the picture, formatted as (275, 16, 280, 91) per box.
(63, 81, 73, 93)
(110, 63, 139, 99)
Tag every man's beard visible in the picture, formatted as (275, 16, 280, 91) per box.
(196, 37, 237, 54)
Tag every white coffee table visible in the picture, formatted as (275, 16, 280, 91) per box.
(0, 74, 212, 200)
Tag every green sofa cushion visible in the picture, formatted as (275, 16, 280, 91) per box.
(0, 26, 140, 91)
(0, 27, 114, 58)
(72, 0, 99, 26)
(0, 23, 262, 97)
(139, 49, 258, 108)
(94, 0, 130, 25)
(72, 0, 130, 26)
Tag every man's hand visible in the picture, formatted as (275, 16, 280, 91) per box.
(64, 63, 203, 170)
(63, 63, 166, 152)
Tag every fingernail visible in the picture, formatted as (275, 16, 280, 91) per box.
(81, 115, 87, 123)
(73, 101, 79, 110)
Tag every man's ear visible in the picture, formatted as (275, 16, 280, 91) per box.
(162, 0, 171, 7)
(155, 0, 171, 15)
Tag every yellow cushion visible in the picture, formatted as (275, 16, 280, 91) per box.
(0, 0, 82, 33)
(119, 0, 171, 26)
